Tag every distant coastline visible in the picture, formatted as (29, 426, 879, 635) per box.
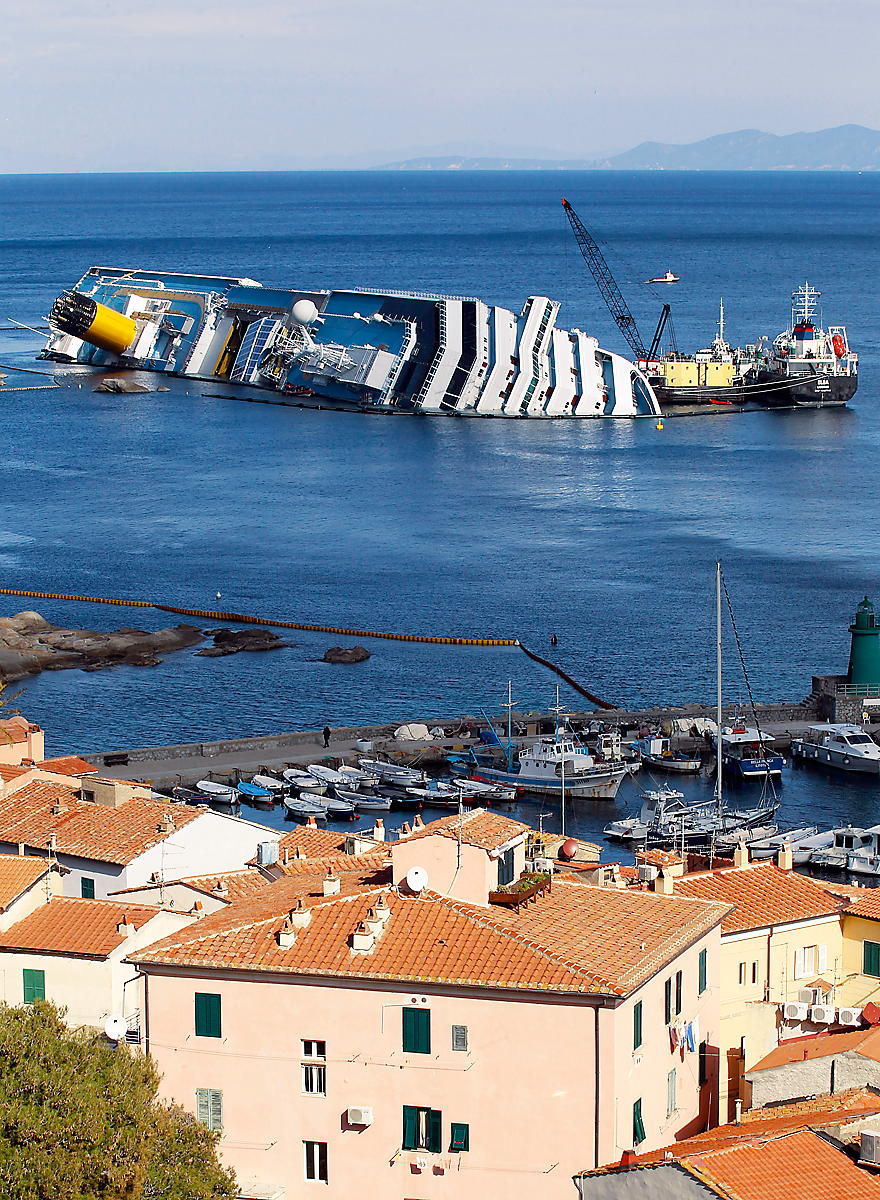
(377, 125, 880, 172)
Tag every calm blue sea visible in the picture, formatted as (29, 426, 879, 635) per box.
(0, 170, 879, 853)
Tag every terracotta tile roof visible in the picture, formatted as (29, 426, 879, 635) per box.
(399, 808, 530, 851)
(0, 765, 29, 783)
(131, 875, 728, 997)
(841, 891, 880, 922)
(0, 717, 35, 745)
(0, 780, 204, 866)
(274, 852, 389, 879)
(275, 828, 357, 857)
(585, 1087, 880, 1173)
(749, 1026, 880, 1073)
(681, 1127, 880, 1200)
(0, 854, 50, 909)
(37, 756, 98, 777)
(181, 871, 273, 903)
(0, 896, 161, 958)
(674, 861, 843, 934)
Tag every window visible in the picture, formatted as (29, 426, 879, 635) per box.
(403, 1007, 430, 1054)
(738, 962, 746, 986)
(699, 1041, 708, 1086)
(633, 1098, 646, 1146)
(497, 848, 515, 887)
(866, 941, 880, 978)
(302, 1040, 326, 1095)
(81, 877, 95, 899)
(751, 961, 758, 985)
(664, 978, 672, 1024)
(667, 1068, 677, 1116)
(195, 992, 221, 1038)
(450, 1122, 469, 1152)
(196, 1088, 222, 1132)
(452, 1025, 468, 1052)
(675, 970, 683, 1016)
(633, 1001, 643, 1050)
(80, 789, 95, 804)
(402, 1106, 442, 1152)
(22, 968, 44, 1004)
(699, 947, 708, 994)
(304, 1141, 328, 1183)
(795, 944, 824, 979)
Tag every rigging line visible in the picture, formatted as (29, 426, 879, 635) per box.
(719, 569, 778, 809)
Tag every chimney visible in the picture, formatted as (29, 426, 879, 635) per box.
(372, 819, 385, 842)
(17, 843, 24, 857)
(116, 914, 136, 936)
(777, 844, 793, 872)
(735, 1098, 742, 1125)
(307, 816, 317, 827)
(323, 868, 341, 897)
(283, 847, 289, 865)
(654, 867, 675, 895)
(288, 898, 312, 929)
(211, 880, 229, 898)
(277, 915, 297, 950)
(158, 813, 175, 835)
(413, 814, 425, 829)
(400, 821, 412, 837)
(351, 920, 375, 952)
(733, 841, 749, 869)
(51, 800, 68, 816)
(374, 895, 391, 925)
(619, 1149, 638, 1169)
(295, 846, 305, 860)
(364, 903, 390, 936)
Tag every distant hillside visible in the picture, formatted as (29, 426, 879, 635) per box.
(377, 126, 880, 171)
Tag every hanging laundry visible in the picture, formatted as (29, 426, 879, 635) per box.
(686, 1022, 696, 1053)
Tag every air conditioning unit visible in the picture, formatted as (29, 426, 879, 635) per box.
(783, 1002, 809, 1021)
(840, 1007, 863, 1026)
(862, 1131, 880, 1165)
(638, 864, 659, 882)
(533, 857, 554, 873)
(810, 1004, 836, 1024)
(799, 987, 822, 1005)
(347, 1106, 373, 1126)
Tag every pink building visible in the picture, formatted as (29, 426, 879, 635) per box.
(131, 811, 728, 1200)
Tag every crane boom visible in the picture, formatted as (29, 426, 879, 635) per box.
(561, 198, 647, 360)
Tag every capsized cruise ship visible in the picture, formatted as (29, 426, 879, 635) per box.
(41, 267, 661, 419)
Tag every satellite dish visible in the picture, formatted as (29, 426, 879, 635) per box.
(104, 1015, 127, 1042)
(291, 299, 318, 326)
(406, 866, 429, 893)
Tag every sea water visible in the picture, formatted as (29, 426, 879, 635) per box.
(0, 170, 879, 853)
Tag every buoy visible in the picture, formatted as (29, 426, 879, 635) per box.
(656, 419, 664, 430)
(216, 592, 221, 601)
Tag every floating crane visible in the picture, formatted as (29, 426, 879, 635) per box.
(561, 198, 673, 362)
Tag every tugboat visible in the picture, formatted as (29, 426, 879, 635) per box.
(753, 282, 858, 407)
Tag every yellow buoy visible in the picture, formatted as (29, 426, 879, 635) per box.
(656, 419, 664, 430)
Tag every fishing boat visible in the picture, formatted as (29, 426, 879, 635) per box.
(791, 724, 880, 774)
(307, 764, 351, 787)
(637, 735, 702, 775)
(463, 737, 626, 800)
(301, 790, 356, 818)
(170, 786, 211, 805)
(337, 765, 379, 788)
(847, 827, 880, 876)
(251, 773, 284, 792)
(358, 760, 428, 787)
(282, 769, 326, 793)
(237, 780, 274, 801)
(282, 795, 327, 820)
(809, 827, 872, 870)
(41, 267, 662, 420)
(711, 725, 785, 781)
(746, 826, 818, 860)
(604, 786, 687, 842)
(336, 788, 392, 812)
(196, 780, 240, 804)
(647, 271, 679, 284)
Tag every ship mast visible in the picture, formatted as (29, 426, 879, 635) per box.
(715, 561, 723, 819)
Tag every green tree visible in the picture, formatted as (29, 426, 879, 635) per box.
(0, 1001, 235, 1200)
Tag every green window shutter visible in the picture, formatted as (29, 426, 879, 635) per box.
(196, 1088, 210, 1126)
(699, 947, 708, 994)
(81, 877, 95, 899)
(402, 1106, 418, 1150)
(675, 970, 683, 1015)
(23, 969, 45, 1004)
(209, 1090, 223, 1132)
(450, 1122, 469, 1152)
(633, 1001, 642, 1050)
(403, 1007, 430, 1054)
(865, 941, 880, 978)
(633, 1098, 646, 1146)
(428, 1109, 442, 1153)
(664, 978, 672, 1024)
(195, 993, 222, 1038)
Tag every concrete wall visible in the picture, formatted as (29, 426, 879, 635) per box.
(748, 1050, 880, 1109)
(128, 812, 280, 889)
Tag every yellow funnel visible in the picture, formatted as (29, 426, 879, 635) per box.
(49, 292, 136, 356)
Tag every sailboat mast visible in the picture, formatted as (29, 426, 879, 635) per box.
(716, 560, 723, 818)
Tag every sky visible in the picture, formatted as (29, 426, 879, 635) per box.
(3, 0, 880, 172)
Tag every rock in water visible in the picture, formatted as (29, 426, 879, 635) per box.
(195, 628, 289, 657)
(323, 645, 370, 664)
(93, 377, 152, 394)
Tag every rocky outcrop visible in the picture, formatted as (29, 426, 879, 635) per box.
(195, 628, 289, 657)
(93, 377, 153, 393)
(323, 645, 370, 664)
(0, 612, 205, 680)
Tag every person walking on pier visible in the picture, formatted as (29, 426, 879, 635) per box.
(322, 725, 331, 748)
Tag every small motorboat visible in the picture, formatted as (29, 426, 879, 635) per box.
(646, 270, 679, 284)
(300, 789, 356, 818)
(171, 786, 210, 805)
(283, 795, 327, 820)
(791, 724, 880, 774)
(809, 827, 872, 870)
(337, 788, 392, 812)
(338, 765, 379, 788)
(308, 764, 350, 787)
(251, 773, 284, 792)
(358, 759, 428, 787)
(282, 769, 326, 793)
(637, 735, 702, 775)
(196, 780, 240, 804)
(747, 826, 818, 860)
(604, 816, 650, 842)
(237, 780, 274, 801)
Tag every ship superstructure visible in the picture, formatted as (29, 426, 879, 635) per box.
(42, 268, 662, 419)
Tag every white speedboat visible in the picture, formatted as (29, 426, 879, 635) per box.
(847, 827, 880, 875)
(196, 779, 240, 804)
(809, 827, 872, 870)
(251, 773, 284, 792)
(791, 725, 880, 774)
(747, 826, 818, 860)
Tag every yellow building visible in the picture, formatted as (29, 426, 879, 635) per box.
(831, 888, 880, 1009)
(674, 850, 845, 1121)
